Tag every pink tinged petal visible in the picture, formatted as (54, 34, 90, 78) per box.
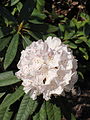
(15, 36, 78, 100)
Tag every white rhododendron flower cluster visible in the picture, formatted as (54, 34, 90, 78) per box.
(16, 36, 78, 100)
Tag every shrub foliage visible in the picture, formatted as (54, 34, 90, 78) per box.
(0, 0, 90, 120)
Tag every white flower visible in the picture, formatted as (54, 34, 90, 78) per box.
(15, 36, 78, 100)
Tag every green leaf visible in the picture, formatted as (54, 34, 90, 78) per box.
(16, 94, 38, 120)
(38, 101, 47, 120)
(30, 23, 58, 33)
(17, 2, 23, 12)
(0, 71, 21, 87)
(78, 72, 84, 79)
(0, 6, 17, 24)
(86, 39, 90, 47)
(29, 19, 43, 24)
(75, 39, 83, 44)
(64, 30, 75, 40)
(47, 24, 58, 33)
(0, 93, 5, 98)
(0, 27, 12, 39)
(84, 23, 90, 36)
(31, 8, 46, 20)
(4, 34, 19, 69)
(80, 12, 90, 22)
(29, 8, 46, 24)
(0, 107, 13, 120)
(36, 0, 45, 12)
(64, 41, 77, 49)
(71, 113, 76, 120)
(0, 86, 24, 110)
(18, 0, 35, 23)
(11, 0, 19, 6)
(79, 47, 89, 60)
(21, 35, 32, 47)
(33, 101, 47, 120)
(58, 24, 65, 32)
(27, 30, 42, 40)
(0, 36, 11, 51)
(46, 101, 61, 120)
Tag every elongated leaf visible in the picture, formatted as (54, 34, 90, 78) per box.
(36, 0, 45, 12)
(46, 101, 61, 120)
(33, 101, 47, 120)
(0, 71, 21, 87)
(79, 47, 89, 60)
(0, 86, 24, 110)
(75, 39, 83, 44)
(0, 108, 6, 119)
(31, 8, 46, 20)
(27, 30, 42, 40)
(16, 94, 38, 120)
(64, 30, 75, 40)
(0, 6, 17, 24)
(11, 0, 19, 6)
(0, 107, 13, 120)
(30, 23, 58, 33)
(4, 34, 19, 69)
(0, 93, 5, 98)
(47, 24, 58, 33)
(18, 0, 35, 23)
(21, 35, 32, 47)
(17, 2, 23, 12)
(39, 101, 47, 120)
(71, 114, 76, 120)
(64, 41, 77, 49)
(0, 36, 11, 51)
(84, 39, 90, 47)
(0, 27, 12, 39)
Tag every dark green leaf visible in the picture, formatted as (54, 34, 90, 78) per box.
(47, 24, 58, 33)
(36, 0, 45, 12)
(0, 27, 12, 39)
(79, 47, 89, 60)
(18, 0, 35, 23)
(27, 30, 42, 40)
(75, 39, 83, 44)
(21, 35, 32, 46)
(22, 37, 32, 48)
(16, 94, 38, 120)
(64, 30, 75, 40)
(0, 71, 21, 87)
(30, 23, 58, 33)
(31, 8, 46, 20)
(58, 24, 65, 32)
(84, 23, 90, 36)
(64, 41, 77, 49)
(46, 101, 61, 120)
(86, 39, 90, 47)
(29, 19, 43, 24)
(0, 107, 13, 120)
(0, 36, 11, 51)
(0, 86, 24, 110)
(0, 6, 17, 24)
(80, 12, 90, 22)
(33, 101, 47, 120)
(4, 34, 19, 69)
(71, 114, 76, 120)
